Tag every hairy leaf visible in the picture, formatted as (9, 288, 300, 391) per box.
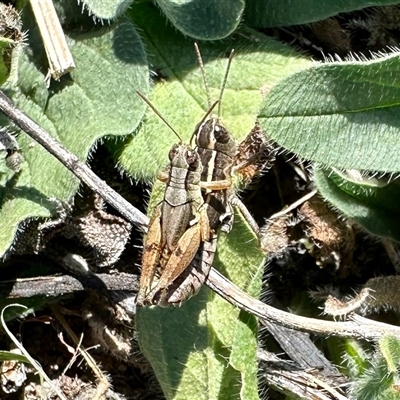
(342, 339, 369, 378)
(245, 0, 400, 28)
(314, 168, 400, 242)
(0, 17, 148, 256)
(348, 340, 399, 400)
(82, 0, 134, 19)
(155, 0, 244, 40)
(379, 336, 400, 373)
(259, 52, 400, 172)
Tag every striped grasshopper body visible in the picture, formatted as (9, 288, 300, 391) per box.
(137, 143, 211, 306)
(195, 118, 236, 232)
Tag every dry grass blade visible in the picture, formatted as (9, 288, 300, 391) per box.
(29, 0, 75, 83)
(1, 304, 68, 400)
(51, 305, 110, 400)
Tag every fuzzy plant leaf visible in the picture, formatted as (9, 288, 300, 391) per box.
(154, 0, 244, 40)
(118, 1, 311, 182)
(379, 336, 400, 374)
(0, 15, 148, 257)
(0, 40, 14, 86)
(136, 200, 264, 400)
(314, 168, 400, 242)
(348, 340, 400, 400)
(244, 0, 400, 28)
(81, 0, 134, 19)
(342, 339, 369, 378)
(259, 52, 400, 172)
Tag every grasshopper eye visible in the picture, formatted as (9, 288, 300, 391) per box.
(168, 144, 180, 160)
(214, 124, 230, 144)
(185, 149, 197, 163)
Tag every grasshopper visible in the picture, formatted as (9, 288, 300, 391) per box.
(137, 47, 272, 307)
(136, 94, 219, 307)
(192, 45, 271, 237)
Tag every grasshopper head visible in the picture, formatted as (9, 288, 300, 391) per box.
(194, 118, 236, 157)
(168, 143, 202, 172)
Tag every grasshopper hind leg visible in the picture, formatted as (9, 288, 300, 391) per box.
(166, 235, 217, 306)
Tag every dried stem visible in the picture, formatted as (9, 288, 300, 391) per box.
(29, 0, 75, 83)
(206, 269, 400, 341)
(51, 305, 110, 400)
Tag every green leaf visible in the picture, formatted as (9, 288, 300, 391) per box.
(348, 337, 400, 400)
(314, 168, 400, 242)
(119, 1, 311, 182)
(342, 339, 369, 378)
(350, 360, 394, 400)
(82, 0, 134, 19)
(379, 336, 400, 374)
(377, 388, 400, 400)
(0, 351, 30, 363)
(0, 18, 148, 256)
(137, 208, 264, 400)
(259, 52, 400, 172)
(0, 41, 12, 86)
(244, 0, 400, 28)
(154, 0, 244, 40)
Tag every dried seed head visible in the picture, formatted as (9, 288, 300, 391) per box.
(0, 4, 24, 45)
(299, 197, 355, 272)
(260, 215, 289, 256)
(323, 288, 372, 318)
(234, 123, 277, 186)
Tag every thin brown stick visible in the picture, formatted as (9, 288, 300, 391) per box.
(206, 269, 400, 341)
(2, 273, 138, 299)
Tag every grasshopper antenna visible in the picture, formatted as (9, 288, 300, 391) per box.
(217, 49, 234, 120)
(136, 91, 183, 143)
(194, 42, 211, 109)
(194, 44, 234, 121)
